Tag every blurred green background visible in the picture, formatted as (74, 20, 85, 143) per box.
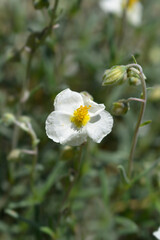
(0, 0, 160, 239)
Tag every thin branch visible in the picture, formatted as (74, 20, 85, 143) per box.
(127, 64, 147, 178)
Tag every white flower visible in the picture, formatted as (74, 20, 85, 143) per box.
(153, 227, 160, 240)
(45, 89, 113, 146)
(99, 0, 143, 27)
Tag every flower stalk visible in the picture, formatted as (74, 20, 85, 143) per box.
(127, 64, 147, 178)
(59, 144, 84, 221)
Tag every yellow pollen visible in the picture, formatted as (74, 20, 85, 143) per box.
(128, 0, 138, 8)
(122, 0, 139, 9)
(70, 105, 91, 128)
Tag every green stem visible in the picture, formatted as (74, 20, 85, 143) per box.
(59, 144, 84, 220)
(127, 64, 147, 178)
(127, 97, 145, 103)
(12, 53, 33, 149)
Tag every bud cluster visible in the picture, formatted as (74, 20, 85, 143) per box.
(127, 67, 141, 86)
(102, 63, 146, 116)
(102, 65, 127, 86)
(102, 65, 144, 87)
(111, 100, 129, 116)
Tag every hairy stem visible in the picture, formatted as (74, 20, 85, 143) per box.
(127, 64, 147, 178)
(127, 97, 146, 103)
(59, 144, 84, 220)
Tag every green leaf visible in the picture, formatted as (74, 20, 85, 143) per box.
(8, 199, 40, 209)
(140, 120, 152, 127)
(40, 226, 55, 238)
(129, 158, 160, 187)
(5, 208, 39, 228)
(39, 162, 66, 200)
(116, 216, 139, 235)
(5, 209, 19, 219)
(99, 170, 109, 203)
(118, 165, 130, 184)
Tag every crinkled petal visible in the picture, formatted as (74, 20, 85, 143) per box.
(81, 93, 105, 117)
(99, 0, 122, 16)
(127, 2, 142, 26)
(86, 110, 113, 143)
(45, 112, 59, 143)
(153, 227, 160, 240)
(88, 101, 105, 117)
(64, 127, 87, 146)
(45, 111, 87, 146)
(54, 88, 84, 114)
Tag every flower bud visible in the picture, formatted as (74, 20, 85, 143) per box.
(127, 68, 139, 77)
(127, 67, 146, 86)
(102, 65, 127, 85)
(18, 116, 31, 124)
(148, 85, 160, 102)
(128, 77, 141, 86)
(61, 146, 74, 161)
(2, 113, 15, 125)
(7, 149, 21, 161)
(111, 100, 129, 116)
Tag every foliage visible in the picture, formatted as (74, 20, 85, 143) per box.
(0, 0, 160, 239)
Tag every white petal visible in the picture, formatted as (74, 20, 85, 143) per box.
(99, 0, 122, 16)
(153, 227, 160, 240)
(81, 93, 105, 117)
(86, 110, 113, 143)
(127, 2, 143, 26)
(45, 112, 59, 143)
(64, 127, 87, 146)
(88, 101, 105, 117)
(45, 111, 87, 146)
(54, 88, 84, 114)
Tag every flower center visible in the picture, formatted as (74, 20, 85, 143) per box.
(70, 105, 91, 128)
(122, 0, 138, 9)
(128, 0, 138, 8)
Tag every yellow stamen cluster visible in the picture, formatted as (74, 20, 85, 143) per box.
(122, 0, 138, 9)
(71, 105, 91, 128)
(128, 0, 138, 8)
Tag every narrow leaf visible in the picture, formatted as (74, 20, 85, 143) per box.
(40, 226, 55, 238)
(140, 120, 152, 127)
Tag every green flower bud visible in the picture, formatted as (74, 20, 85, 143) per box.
(111, 100, 129, 116)
(127, 67, 140, 78)
(61, 146, 74, 161)
(102, 65, 127, 85)
(19, 116, 31, 124)
(2, 113, 15, 125)
(127, 67, 146, 86)
(148, 85, 160, 102)
(7, 149, 21, 161)
(128, 77, 141, 86)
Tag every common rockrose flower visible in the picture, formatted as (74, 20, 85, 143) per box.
(153, 227, 160, 240)
(45, 89, 113, 146)
(99, 0, 143, 27)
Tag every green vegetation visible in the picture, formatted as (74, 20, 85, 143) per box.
(0, 0, 160, 239)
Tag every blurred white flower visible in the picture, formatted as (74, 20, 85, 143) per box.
(45, 89, 113, 146)
(153, 227, 160, 240)
(99, 0, 143, 26)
